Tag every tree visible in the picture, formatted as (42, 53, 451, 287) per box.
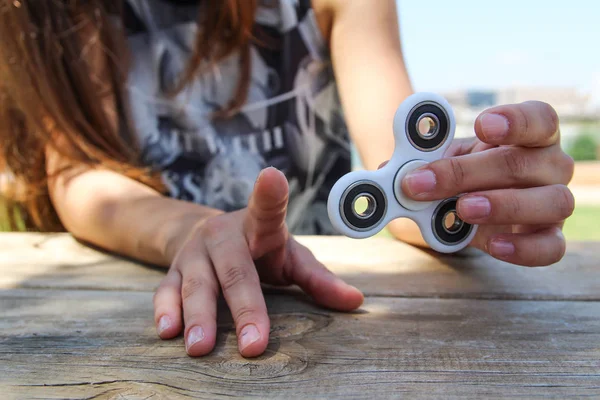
(568, 132, 598, 161)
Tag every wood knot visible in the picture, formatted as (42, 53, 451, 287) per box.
(211, 346, 308, 379)
(268, 312, 331, 340)
(207, 312, 332, 379)
(217, 312, 332, 340)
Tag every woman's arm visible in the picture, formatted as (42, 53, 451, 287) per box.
(46, 145, 221, 267)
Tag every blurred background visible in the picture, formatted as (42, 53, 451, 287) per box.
(357, 0, 600, 241)
(397, 0, 599, 146)
(1, 1, 598, 242)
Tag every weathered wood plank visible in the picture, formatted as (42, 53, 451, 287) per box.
(1, 233, 599, 300)
(1, 289, 599, 399)
(0, 233, 166, 292)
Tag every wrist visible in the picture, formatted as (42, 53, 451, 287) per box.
(158, 201, 223, 266)
(387, 218, 429, 249)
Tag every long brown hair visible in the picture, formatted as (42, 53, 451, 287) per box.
(0, 0, 258, 231)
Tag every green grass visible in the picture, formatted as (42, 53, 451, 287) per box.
(0, 196, 25, 232)
(0, 199, 9, 231)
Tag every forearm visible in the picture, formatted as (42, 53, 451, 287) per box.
(327, 0, 426, 246)
(49, 167, 221, 267)
(329, 0, 414, 171)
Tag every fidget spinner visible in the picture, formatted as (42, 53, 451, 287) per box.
(327, 92, 478, 253)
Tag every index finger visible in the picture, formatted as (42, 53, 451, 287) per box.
(202, 217, 270, 358)
(475, 101, 560, 148)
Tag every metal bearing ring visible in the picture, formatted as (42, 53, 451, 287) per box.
(339, 180, 387, 232)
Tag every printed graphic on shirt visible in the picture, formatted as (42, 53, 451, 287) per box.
(123, 0, 352, 234)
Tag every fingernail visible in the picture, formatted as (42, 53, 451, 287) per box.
(186, 326, 205, 349)
(404, 169, 436, 196)
(489, 239, 515, 258)
(240, 324, 261, 351)
(480, 113, 509, 140)
(459, 196, 491, 220)
(157, 315, 171, 335)
(256, 166, 283, 183)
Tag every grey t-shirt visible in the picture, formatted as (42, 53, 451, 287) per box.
(121, 0, 351, 235)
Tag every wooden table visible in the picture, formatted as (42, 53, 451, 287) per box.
(1, 233, 599, 399)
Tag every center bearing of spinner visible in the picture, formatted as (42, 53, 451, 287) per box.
(393, 160, 434, 211)
(416, 112, 440, 139)
(340, 180, 387, 231)
(351, 192, 377, 220)
(406, 101, 450, 152)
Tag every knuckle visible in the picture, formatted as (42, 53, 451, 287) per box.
(220, 264, 253, 292)
(499, 147, 528, 181)
(554, 232, 567, 262)
(554, 185, 575, 219)
(511, 104, 530, 137)
(505, 192, 522, 217)
(200, 216, 229, 241)
(185, 310, 217, 326)
(248, 210, 287, 244)
(548, 148, 575, 184)
(562, 153, 575, 183)
(542, 229, 566, 266)
(257, 194, 289, 216)
(521, 101, 559, 142)
(542, 102, 560, 135)
(182, 277, 210, 301)
(252, 206, 287, 226)
(233, 305, 260, 324)
(447, 158, 466, 189)
(304, 267, 324, 294)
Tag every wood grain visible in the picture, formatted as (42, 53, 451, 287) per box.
(2, 233, 599, 300)
(2, 289, 600, 399)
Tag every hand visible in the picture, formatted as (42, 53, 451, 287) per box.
(400, 101, 575, 266)
(152, 167, 364, 357)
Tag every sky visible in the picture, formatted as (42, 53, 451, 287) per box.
(396, 1, 600, 103)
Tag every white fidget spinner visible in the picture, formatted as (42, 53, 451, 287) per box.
(327, 92, 478, 253)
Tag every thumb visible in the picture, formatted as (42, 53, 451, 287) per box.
(244, 167, 290, 257)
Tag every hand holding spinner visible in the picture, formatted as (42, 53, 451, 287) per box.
(327, 92, 478, 253)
